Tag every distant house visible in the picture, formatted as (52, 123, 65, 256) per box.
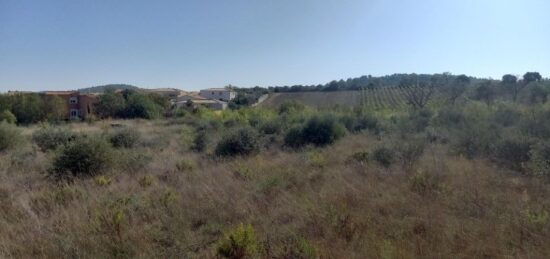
(199, 88, 236, 102)
(40, 91, 97, 120)
(175, 93, 228, 110)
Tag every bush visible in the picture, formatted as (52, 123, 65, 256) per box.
(285, 114, 346, 148)
(258, 119, 282, 135)
(341, 112, 378, 133)
(50, 136, 114, 179)
(215, 127, 260, 157)
(0, 110, 16, 124)
(32, 126, 75, 151)
(278, 100, 305, 114)
(371, 146, 395, 168)
(0, 122, 22, 152)
(284, 126, 306, 148)
(492, 136, 532, 171)
(217, 224, 257, 259)
(395, 137, 426, 170)
(192, 130, 208, 152)
(528, 142, 550, 177)
(109, 127, 141, 148)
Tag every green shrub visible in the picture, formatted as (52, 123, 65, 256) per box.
(278, 100, 305, 114)
(0, 122, 22, 152)
(50, 136, 114, 179)
(395, 137, 426, 170)
(302, 114, 346, 146)
(0, 110, 16, 124)
(32, 126, 75, 151)
(341, 112, 378, 133)
(192, 130, 208, 152)
(258, 119, 282, 135)
(371, 146, 395, 168)
(215, 127, 260, 157)
(175, 159, 195, 172)
(285, 114, 346, 148)
(279, 236, 317, 259)
(217, 224, 257, 259)
(350, 151, 369, 164)
(109, 127, 141, 148)
(492, 136, 532, 171)
(528, 142, 550, 177)
(284, 126, 306, 148)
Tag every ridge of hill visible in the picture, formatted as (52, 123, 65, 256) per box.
(78, 84, 140, 93)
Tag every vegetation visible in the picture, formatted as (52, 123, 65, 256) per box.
(94, 89, 167, 119)
(109, 127, 141, 148)
(0, 122, 22, 152)
(49, 135, 114, 180)
(215, 127, 261, 157)
(32, 125, 75, 151)
(1, 72, 550, 258)
(0, 110, 17, 124)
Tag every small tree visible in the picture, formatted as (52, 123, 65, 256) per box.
(502, 74, 520, 101)
(401, 76, 435, 109)
(523, 72, 542, 83)
(473, 81, 496, 105)
(447, 74, 470, 104)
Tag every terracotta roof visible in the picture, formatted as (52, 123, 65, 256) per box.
(201, 88, 233, 91)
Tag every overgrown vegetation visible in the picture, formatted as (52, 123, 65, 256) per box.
(1, 72, 550, 258)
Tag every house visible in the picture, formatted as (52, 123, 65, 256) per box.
(199, 88, 236, 102)
(40, 91, 98, 120)
(175, 93, 228, 110)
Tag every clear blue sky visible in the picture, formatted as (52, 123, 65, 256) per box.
(1, 0, 549, 91)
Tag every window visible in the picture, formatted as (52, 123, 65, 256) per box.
(69, 96, 78, 104)
(219, 92, 222, 95)
(70, 109, 79, 119)
(211, 91, 215, 95)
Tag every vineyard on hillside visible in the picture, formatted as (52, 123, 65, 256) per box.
(260, 86, 444, 109)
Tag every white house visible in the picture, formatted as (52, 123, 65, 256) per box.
(199, 88, 236, 101)
(175, 93, 228, 110)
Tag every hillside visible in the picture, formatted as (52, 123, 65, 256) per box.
(260, 86, 445, 109)
(78, 84, 139, 93)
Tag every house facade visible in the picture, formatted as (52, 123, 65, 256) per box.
(199, 88, 236, 102)
(41, 91, 97, 120)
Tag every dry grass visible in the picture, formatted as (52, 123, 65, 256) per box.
(1, 120, 550, 258)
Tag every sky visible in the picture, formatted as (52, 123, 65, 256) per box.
(1, 0, 549, 92)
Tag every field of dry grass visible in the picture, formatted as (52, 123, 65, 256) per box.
(1, 117, 550, 258)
